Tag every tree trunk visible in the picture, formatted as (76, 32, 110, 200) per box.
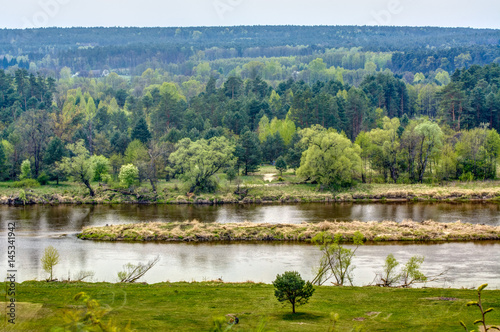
(83, 178, 95, 197)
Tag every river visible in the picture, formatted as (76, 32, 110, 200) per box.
(1, 203, 499, 288)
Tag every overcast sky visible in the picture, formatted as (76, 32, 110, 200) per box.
(1, 0, 499, 29)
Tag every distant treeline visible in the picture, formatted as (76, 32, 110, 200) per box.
(0, 26, 499, 76)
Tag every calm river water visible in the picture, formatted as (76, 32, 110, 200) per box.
(1, 203, 499, 288)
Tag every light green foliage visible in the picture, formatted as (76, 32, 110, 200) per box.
(169, 136, 236, 193)
(400, 119, 443, 183)
(275, 156, 287, 175)
(378, 254, 400, 287)
(436, 143, 458, 181)
(181, 79, 204, 101)
(58, 140, 96, 196)
(18, 189, 27, 205)
(124, 140, 148, 165)
(210, 316, 233, 332)
(124, 140, 148, 181)
(364, 61, 377, 72)
(400, 255, 427, 287)
(413, 72, 425, 83)
(455, 127, 500, 180)
(416, 83, 439, 117)
(225, 167, 237, 183)
(308, 58, 327, 81)
(312, 231, 364, 286)
(41, 245, 60, 281)
(328, 312, 340, 332)
(20, 159, 31, 180)
(454, 52, 472, 68)
(364, 117, 401, 183)
(242, 61, 264, 79)
(269, 90, 282, 114)
(91, 155, 110, 182)
(0, 142, 6, 178)
(52, 292, 132, 332)
(435, 70, 451, 85)
(413, 120, 444, 182)
(258, 114, 296, 145)
(109, 154, 124, 179)
(194, 62, 211, 77)
(297, 126, 361, 188)
(460, 284, 500, 332)
(354, 131, 371, 183)
(273, 271, 315, 314)
(119, 164, 139, 189)
(12, 179, 40, 188)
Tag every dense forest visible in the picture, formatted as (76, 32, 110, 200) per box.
(0, 26, 500, 193)
(1, 26, 499, 78)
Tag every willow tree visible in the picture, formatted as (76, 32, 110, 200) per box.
(57, 140, 96, 196)
(297, 126, 361, 189)
(169, 136, 235, 193)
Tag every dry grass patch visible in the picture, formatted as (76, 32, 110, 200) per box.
(78, 220, 500, 242)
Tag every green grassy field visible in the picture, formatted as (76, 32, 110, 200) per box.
(1, 281, 499, 331)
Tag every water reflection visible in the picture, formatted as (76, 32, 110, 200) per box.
(0, 235, 498, 288)
(1, 203, 499, 288)
(2, 202, 500, 236)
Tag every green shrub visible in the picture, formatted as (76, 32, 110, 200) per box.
(459, 171, 474, 182)
(11, 179, 40, 188)
(37, 172, 50, 185)
(19, 159, 32, 180)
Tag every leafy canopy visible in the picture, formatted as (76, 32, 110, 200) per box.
(169, 136, 236, 193)
(273, 271, 315, 314)
(297, 125, 362, 188)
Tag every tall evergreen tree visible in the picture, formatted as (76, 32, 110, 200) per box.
(235, 131, 262, 175)
(131, 117, 151, 144)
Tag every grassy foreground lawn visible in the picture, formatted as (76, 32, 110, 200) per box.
(2, 281, 499, 331)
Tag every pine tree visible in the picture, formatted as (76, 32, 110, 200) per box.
(131, 117, 151, 144)
(236, 131, 262, 175)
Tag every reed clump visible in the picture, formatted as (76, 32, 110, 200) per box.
(78, 219, 500, 242)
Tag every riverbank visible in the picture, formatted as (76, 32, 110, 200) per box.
(2, 281, 498, 331)
(77, 219, 500, 242)
(3, 179, 500, 205)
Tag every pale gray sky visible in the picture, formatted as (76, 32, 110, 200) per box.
(1, 0, 499, 29)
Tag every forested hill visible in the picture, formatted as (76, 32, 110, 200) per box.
(1, 26, 499, 76)
(1, 26, 499, 52)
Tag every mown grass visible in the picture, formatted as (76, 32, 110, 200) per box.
(78, 219, 500, 242)
(1, 281, 499, 331)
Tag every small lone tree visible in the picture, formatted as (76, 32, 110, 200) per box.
(273, 271, 315, 314)
(58, 140, 96, 196)
(225, 167, 237, 184)
(119, 164, 139, 189)
(400, 255, 427, 287)
(312, 231, 364, 286)
(376, 254, 430, 288)
(20, 159, 32, 180)
(41, 245, 60, 281)
(378, 254, 400, 287)
(275, 156, 287, 175)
